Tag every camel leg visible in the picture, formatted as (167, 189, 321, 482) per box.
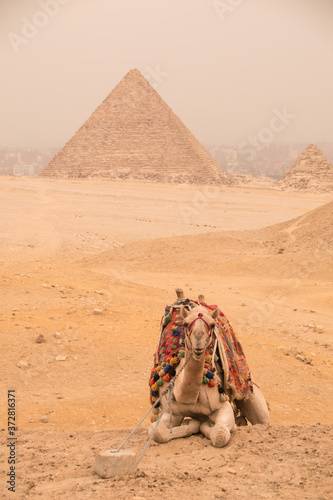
(236, 384, 270, 425)
(148, 411, 201, 444)
(200, 402, 236, 448)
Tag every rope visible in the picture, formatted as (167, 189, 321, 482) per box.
(113, 384, 172, 454)
(137, 380, 175, 465)
(111, 352, 193, 465)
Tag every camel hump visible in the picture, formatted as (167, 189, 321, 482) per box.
(175, 288, 184, 298)
(198, 294, 205, 302)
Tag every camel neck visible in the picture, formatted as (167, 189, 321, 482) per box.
(174, 351, 205, 404)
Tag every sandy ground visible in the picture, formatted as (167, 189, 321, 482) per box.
(0, 176, 332, 499)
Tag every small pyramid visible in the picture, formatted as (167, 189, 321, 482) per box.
(40, 69, 226, 184)
(279, 144, 333, 191)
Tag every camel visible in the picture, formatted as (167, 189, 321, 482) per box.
(148, 289, 269, 448)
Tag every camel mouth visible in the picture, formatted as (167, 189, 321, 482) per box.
(193, 348, 204, 358)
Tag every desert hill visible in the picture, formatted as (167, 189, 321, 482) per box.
(84, 199, 333, 283)
(279, 143, 333, 192)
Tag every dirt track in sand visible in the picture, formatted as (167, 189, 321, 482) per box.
(0, 176, 332, 498)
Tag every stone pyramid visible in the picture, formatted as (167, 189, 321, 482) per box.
(40, 69, 227, 184)
(279, 143, 333, 191)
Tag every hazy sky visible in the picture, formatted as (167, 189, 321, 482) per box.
(1, 0, 332, 148)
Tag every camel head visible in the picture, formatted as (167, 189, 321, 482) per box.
(180, 305, 219, 360)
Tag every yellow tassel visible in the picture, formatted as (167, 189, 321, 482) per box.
(170, 357, 178, 366)
(152, 383, 159, 391)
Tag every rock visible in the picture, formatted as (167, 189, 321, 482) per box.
(93, 308, 103, 315)
(95, 449, 137, 478)
(95, 291, 104, 295)
(54, 331, 61, 339)
(295, 354, 305, 362)
(55, 355, 67, 361)
(227, 468, 237, 474)
(17, 360, 29, 369)
(36, 334, 46, 344)
(40, 416, 49, 423)
(42, 284, 50, 288)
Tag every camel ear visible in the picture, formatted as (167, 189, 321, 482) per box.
(210, 307, 220, 320)
(180, 306, 188, 319)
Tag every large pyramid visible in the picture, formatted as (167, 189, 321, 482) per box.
(40, 69, 227, 184)
(279, 143, 333, 191)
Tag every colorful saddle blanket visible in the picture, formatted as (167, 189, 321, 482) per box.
(152, 300, 252, 401)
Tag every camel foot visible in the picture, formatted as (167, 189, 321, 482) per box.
(200, 422, 231, 448)
(210, 425, 230, 448)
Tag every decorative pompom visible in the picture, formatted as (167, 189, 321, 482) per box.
(151, 390, 159, 397)
(161, 362, 166, 368)
(149, 378, 155, 386)
(179, 350, 185, 358)
(164, 363, 171, 374)
(205, 355, 212, 363)
(169, 366, 176, 377)
(159, 370, 165, 378)
(156, 378, 164, 387)
(202, 376, 209, 384)
(203, 368, 207, 376)
(163, 374, 171, 382)
(218, 386, 225, 394)
(156, 366, 161, 372)
(151, 383, 159, 392)
(153, 373, 159, 382)
(170, 357, 178, 367)
(206, 370, 214, 379)
(219, 393, 226, 402)
(208, 379, 216, 388)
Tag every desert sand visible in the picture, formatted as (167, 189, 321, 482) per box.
(0, 176, 332, 499)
